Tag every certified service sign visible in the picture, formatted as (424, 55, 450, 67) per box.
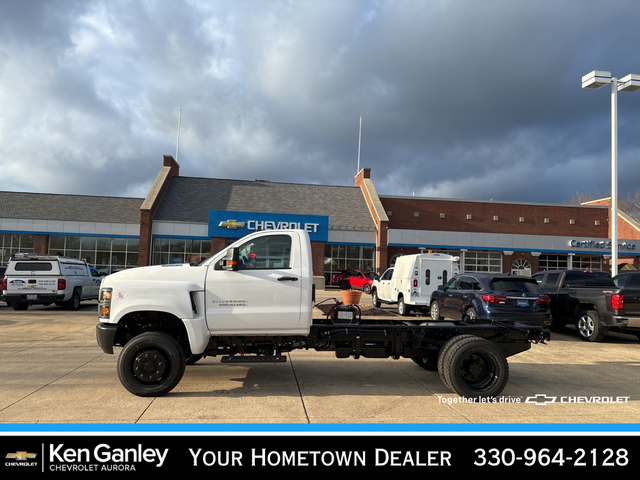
(208, 210, 329, 242)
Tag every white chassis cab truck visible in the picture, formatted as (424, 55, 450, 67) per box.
(96, 229, 549, 398)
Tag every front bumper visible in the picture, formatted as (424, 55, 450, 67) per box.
(96, 323, 119, 354)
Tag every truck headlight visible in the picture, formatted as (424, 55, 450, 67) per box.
(99, 288, 112, 319)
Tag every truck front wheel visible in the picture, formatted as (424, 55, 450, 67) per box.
(576, 310, 607, 342)
(438, 335, 509, 399)
(117, 332, 186, 397)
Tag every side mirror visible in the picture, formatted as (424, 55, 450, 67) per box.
(222, 248, 240, 271)
(438, 285, 445, 291)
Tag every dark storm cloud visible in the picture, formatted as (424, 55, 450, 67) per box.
(2, 0, 640, 204)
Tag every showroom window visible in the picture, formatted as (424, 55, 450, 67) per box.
(323, 244, 376, 283)
(152, 237, 212, 266)
(463, 251, 502, 272)
(538, 254, 568, 271)
(49, 235, 139, 274)
(573, 256, 602, 270)
(0, 233, 35, 265)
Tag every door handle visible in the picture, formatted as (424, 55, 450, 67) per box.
(277, 276, 298, 281)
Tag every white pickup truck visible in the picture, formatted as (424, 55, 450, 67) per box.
(2, 254, 101, 310)
(96, 229, 549, 398)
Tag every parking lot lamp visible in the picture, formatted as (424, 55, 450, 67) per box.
(582, 71, 640, 276)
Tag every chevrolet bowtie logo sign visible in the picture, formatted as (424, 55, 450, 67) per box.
(219, 220, 246, 229)
(6, 451, 37, 460)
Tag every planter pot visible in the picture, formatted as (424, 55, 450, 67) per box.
(341, 289, 362, 305)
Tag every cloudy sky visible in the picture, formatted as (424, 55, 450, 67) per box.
(2, 0, 640, 205)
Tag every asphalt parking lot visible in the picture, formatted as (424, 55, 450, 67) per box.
(1, 290, 639, 429)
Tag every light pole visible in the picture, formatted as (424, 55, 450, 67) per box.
(582, 70, 640, 277)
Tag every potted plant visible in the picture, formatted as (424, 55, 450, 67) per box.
(340, 279, 362, 305)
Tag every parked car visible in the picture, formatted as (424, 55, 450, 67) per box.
(331, 269, 355, 287)
(348, 270, 376, 294)
(613, 270, 640, 289)
(430, 273, 551, 327)
(332, 269, 371, 289)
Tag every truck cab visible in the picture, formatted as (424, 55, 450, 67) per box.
(97, 229, 314, 356)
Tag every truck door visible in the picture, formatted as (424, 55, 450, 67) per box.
(377, 268, 394, 302)
(204, 233, 303, 332)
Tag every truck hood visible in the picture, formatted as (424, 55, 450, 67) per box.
(103, 263, 206, 286)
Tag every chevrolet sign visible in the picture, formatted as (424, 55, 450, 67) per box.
(209, 210, 328, 242)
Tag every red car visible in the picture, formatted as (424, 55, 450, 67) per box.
(331, 269, 357, 287)
(348, 270, 376, 294)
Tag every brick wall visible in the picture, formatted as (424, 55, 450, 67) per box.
(33, 235, 49, 254)
(380, 197, 608, 238)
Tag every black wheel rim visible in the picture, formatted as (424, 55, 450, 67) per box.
(132, 349, 168, 384)
(458, 351, 498, 390)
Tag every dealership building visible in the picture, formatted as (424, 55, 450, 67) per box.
(2, 155, 639, 282)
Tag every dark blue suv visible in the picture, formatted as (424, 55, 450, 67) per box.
(429, 273, 551, 326)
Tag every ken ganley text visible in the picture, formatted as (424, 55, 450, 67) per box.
(49, 444, 168, 471)
(190, 448, 452, 467)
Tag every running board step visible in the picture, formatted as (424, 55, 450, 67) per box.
(221, 355, 287, 364)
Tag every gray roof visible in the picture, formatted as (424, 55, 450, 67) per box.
(153, 177, 376, 231)
(0, 191, 143, 224)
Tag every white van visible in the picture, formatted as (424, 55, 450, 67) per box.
(1, 254, 101, 310)
(371, 253, 460, 316)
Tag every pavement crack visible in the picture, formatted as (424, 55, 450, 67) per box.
(288, 353, 311, 423)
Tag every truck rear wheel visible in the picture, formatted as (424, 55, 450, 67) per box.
(576, 310, 607, 342)
(117, 332, 186, 397)
(398, 296, 411, 316)
(371, 289, 381, 308)
(438, 335, 509, 399)
(66, 291, 81, 310)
